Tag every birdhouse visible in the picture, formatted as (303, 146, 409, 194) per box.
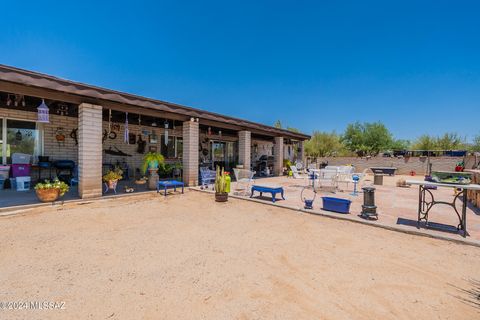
(37, 99, 50, 123)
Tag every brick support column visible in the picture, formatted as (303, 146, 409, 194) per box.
(238, 130, 251, 169)
(182, 119, 199, 186)
(273, 136, 284, 176)
(78, 103, 103, 199)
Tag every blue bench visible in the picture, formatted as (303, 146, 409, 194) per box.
(250, 185, 285, 203)
(157, 180, 184, 196)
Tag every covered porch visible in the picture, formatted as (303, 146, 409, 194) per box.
(0, 65, 309, 209)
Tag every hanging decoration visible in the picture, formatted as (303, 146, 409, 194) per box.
(56, 103, 69, 116)
(207, 127, 212, 136)
(124, 112, 129, 144)
(55, 127, 66, 146)
(218, 130, 222, 137)
(164, 120, 169, 146)
(151, 118, 157, 127)
(37, 99, 50, 123)
(69, 128, 78, 145)
(15, 130, 22, 141)
(108, 109, 112, 134)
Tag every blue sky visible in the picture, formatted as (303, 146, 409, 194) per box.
(1, 1, 479, 141)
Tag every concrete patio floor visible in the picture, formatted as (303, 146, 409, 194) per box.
(0, 179, 164, 211)
(203, 174, 480, 243)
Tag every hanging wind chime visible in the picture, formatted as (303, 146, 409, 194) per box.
(124, 112, 129, 144)
(37, 99, 50, 123)
(108, 109, 112, 134)
(164, 120, 169, 145)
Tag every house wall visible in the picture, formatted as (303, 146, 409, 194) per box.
(251, 140, 274, 161)
(101, 121, 183, 178)
(0, 108, 78, 163)
(0, 108, 184, 177)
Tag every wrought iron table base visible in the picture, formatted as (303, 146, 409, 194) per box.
(417, 185, 467, 237)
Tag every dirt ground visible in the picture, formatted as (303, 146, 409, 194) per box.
(0, 191, 479, 320)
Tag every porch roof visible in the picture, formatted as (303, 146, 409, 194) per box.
(0, 64, 310, 140)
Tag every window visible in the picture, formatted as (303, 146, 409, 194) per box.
(176, 137, 183, 158)
(4, 119, 42, 164)
(0, 118, 3, 164)
(160, 135, 176, 158)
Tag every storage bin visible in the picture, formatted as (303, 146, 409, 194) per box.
(0, 165, 10, 179)
(12, 164, 31, 178)
(322, 197, 351, 214)
(12, 153, 31, 164)
(15, 176, 31, 191)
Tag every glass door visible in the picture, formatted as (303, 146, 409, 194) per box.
(0, 118, 3, 164)
(211, 141, 225, 170)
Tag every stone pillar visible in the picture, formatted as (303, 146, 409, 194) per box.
(273, 136, 284, 176)
(78, 103, 103, 199)
(182, 119, 199, 186)
(238, 130, 251, 170)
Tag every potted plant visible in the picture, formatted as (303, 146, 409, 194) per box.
(34, 178, 70, 202)
(172, 162, 182, 179)
(103, 167, 123, 190)
(214, 166, 228, 202)
(142, 152, 165, 174)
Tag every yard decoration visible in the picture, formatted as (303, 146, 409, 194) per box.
(214, 166, 228, 202)
(34, 178, 69, 202)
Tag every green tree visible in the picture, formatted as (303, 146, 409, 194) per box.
(470, 134, 480, 152)
(286, 127, 300, 133)
(435, 133, 465, 150)
(341, 121, 392, 156)
(305, 131, 345, 157)
(390, 139, 411, 150)
(412, 135, 437, 150)
(274, 120, 282, 129)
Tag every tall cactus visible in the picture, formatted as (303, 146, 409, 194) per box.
(214, 166, 227, 194)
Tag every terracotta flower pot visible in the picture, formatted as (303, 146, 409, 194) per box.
(107, 180, 118, 189)
(36, 188, 60, 202)
(215, 192, 228, 202)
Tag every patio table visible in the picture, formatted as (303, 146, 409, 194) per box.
(406, 180, 480, 237)
(157, 180, 184, 196)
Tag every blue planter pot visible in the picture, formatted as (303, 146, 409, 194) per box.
(322, 197, 351, 214)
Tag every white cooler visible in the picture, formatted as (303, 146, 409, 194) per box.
(15, 176, 31, 191)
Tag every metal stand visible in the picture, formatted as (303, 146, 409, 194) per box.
(350, 175, 360, 196)
(417, 185, 467, 237)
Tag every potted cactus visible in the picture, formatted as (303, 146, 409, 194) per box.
(214, 166, 229, 202)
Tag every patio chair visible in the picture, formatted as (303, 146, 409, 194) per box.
(317, 169, 338, 192)
(289, 165, 305, 179)
(199, 167, 216, 189)
(233, 168, 255, 196)
(337, 166, 355, 190)
(290, 164, 309, 186)
(295, 161, 304, 172)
